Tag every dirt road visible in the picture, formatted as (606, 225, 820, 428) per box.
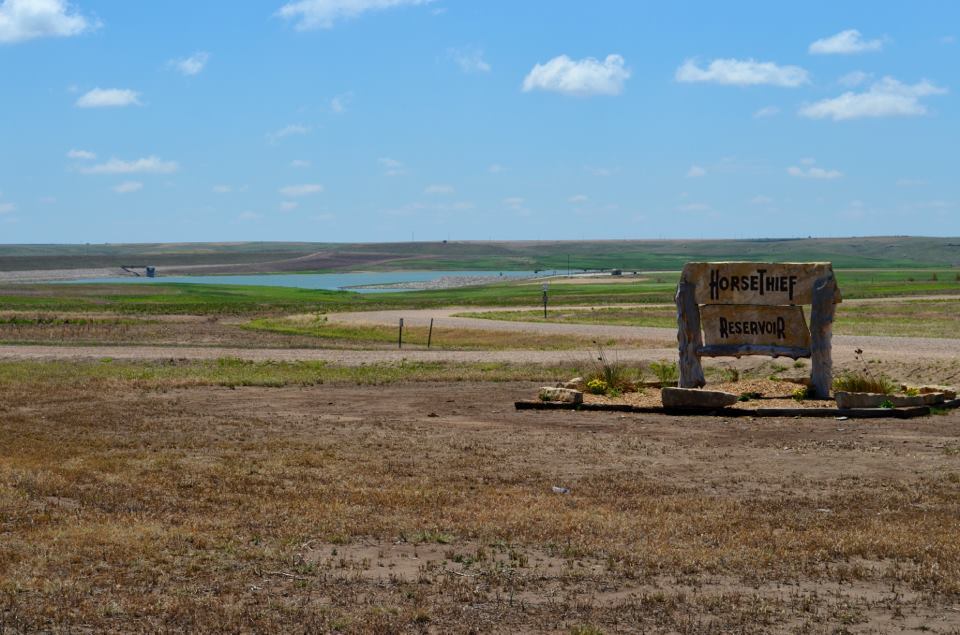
(1, 333, 958, 367)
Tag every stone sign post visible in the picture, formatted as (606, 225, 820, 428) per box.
(675, 262, 841, 398)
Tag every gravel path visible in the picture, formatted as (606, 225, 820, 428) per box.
(0, 336, 957, 365)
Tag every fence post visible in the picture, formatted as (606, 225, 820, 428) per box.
(398, 318, 403, 349)
(676, 279, 705, 388)
(810, 275, 837, 399)
(427, 318, 434, 348)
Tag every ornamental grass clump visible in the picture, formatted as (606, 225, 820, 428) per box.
(585, 341, 636, 395)
(832, 348, 896, 395)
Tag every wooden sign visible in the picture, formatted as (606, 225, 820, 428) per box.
(681, 262, 841, 305)
(675, 261, 840, 398)
(700, 304, 810, 348)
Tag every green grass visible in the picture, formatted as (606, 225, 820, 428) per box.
(0, 358, 575, 389)
(0, 268, 956, 317)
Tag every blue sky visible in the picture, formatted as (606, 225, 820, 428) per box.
(0, 0, 956, 243)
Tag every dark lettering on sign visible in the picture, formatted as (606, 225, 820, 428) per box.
(718, 316, 787, 340)
(709, 268, 798, 302)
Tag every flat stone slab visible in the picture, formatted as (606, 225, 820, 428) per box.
(661, 387, 738, 409)
(538, 387, 583, 404)
(515, 400, 954, 419)
(835, 392, 946, 409)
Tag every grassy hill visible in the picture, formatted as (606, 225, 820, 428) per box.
(1, 236, 958, 272)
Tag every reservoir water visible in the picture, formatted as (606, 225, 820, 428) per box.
(61, 270, 542, 293)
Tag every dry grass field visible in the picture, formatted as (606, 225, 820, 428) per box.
(2, 362, 960, 633)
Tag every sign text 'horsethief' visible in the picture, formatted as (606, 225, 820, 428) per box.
(709, 268, 799, 302)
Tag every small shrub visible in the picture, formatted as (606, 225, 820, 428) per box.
(719, 367, 740, 383)
(879, 399, 894, 409)
(792, 386, 810, 402)
(586, 378, 608, 395)
(739, 391, 762, 402)
(905, 387, 920, 396)
(649, 360, 678, 385)
(793, 360, 806, 369)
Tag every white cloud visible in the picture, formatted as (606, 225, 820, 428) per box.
(585, 165, 614, 177)
(523, 54, 629, 96)
(799, 77, 947, 121)
(502, 196, 532, 216)
(212, 184, 232, 193)
(238, 211, 262, 221)
(383, 200, 474, 217)
(677, 202, 712, 212)
(787, 161, 842, 179)
(449, 47, 490, 73)
(424, 184, 454, 194)
(81, 156, 179, 175)
(896, 178, 928, 187)
(800, 157, 816, 165)
(0, 202, 14, 214)
(686, 165, 706, 178)
(290, 159, 311, 168)
(171, 51, 210, 76)
(66, 148, 95, 160)
(266, 124, 310, 144)
(280, 201, 299, 210)
(75, 88, 142, 108)
(279, 183, 323, 197)
(751, 195, 774, 205)
(569, 194, 588, 204)
(276, 0, 434, 30)
(809, 29, 883, 55)
(112, 181, 142, 194)
(379, 157, 405, 176)
(676, 58, 808, 87)
(838, 70, 872, 87)
(487, 163, 504, 174)
(753, 106, 780, 118)
(0, 0, 94, 44)
(330, 91, 352, 113)
(942, 35, 956, 45)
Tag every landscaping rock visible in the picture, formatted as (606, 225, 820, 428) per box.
(538, 387, 583, 404)
(835, 392, 946, 409)
(661, 387, 738, 409)
(563, 377, 584, 389)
